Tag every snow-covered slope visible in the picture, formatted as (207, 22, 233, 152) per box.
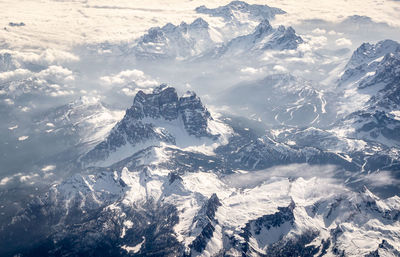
(81, 84, 232, 166)
(124, 1, 299, 61)
(3, 149, 399, 256)
(335, 40, 400, 147)
(219, 73, 328, 127)
(2, 82, 400, 256)
(1, 1, 400, 256)
(221, 20, 303, 54)
(195, 0, 285, 41)
(36, 96, 125, 150)
(344, 39, 400, 70)
(195, 1, 285, 23)
(132, 18, 218, 60)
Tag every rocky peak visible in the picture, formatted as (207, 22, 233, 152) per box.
(265, 25, 303, 50)
(346, 39, 400, 69)
(179, 90, 212, 137)
(195, 1, 285, 22)
(190, 18, 209, 29)
(81, 85, 218, 165)
(188, 193, 222, 254)
(141, 27, 166, 44)
(253, 19, 273, 38)
(358, 51, 400, 90)
(125, 85, 213, 137)
(128, 84, 179, 121)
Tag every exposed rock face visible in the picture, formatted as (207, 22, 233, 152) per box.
(81, 84, 216, 165)
(134, 18, 214, 59)
(188, 193, 222, 255)
(214, 19, 303, 58)
(264, 25, 304, 50)
(179, 91, 213, 138)
(127, 85, 179, 120)
(345, 39, 400, 70)
(335, 40, 400, 147)
(195, 1, 286, 22)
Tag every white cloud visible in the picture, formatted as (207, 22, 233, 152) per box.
(42, 165, 56, 172)
(0, 68, 32, 81)
(240, 67, 263, 75)
(309, 36, 328, 48)
(1, 49, 79, 68)
(4, 98, 14, 105)
(335, 38, 352, 46)
(49, 89, 75, 97)
(223, 164, 343, 188)
(100, 69, 158, 88)
(361, 171, 400, 187)
(273, 65, 287, 73)
(312, 28, 326, 34)
(0, 176, 12, 186)
(37, 65, 75, 82)
(18, 136, 29, 141)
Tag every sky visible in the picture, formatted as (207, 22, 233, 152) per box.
(1, 0, 399, 50)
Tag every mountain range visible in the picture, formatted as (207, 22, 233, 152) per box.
(0, 1, 399, 256)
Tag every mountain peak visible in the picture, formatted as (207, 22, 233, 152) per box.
(152, 83, 170, 93)
(190, 17, 209, 29)
(345, 39, 400, 69)
(253, 19, 273, 37)
(195, 1, 285, 22)
(81, 85, 225, 166)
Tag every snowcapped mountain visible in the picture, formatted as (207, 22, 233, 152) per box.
(3, 144, 399, 256)
(36, 96, 124, 151)
(195, 1, 285, 23)
(126, 1, 299, 61)
(2, 82, 400, 256)
(1, 1, 400, 256)
(219, 73, 329, 127)
(195, 0, 285, 41)
(343, 39, 400, 70)
(335, 39, 400, 147)
(133, 18, 217, 60)
(204, 20, 303, 59)
(81, 84, 231, 166)
(228, 21, 302, 52)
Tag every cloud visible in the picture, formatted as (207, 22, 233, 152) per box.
(0, 68, 32, 81)
(223, 164, 342, 188)
(273, 65, 287, 72)
(18, 136, 29, 141)
(39, 49, 80, 64)
(0, 49, 79, 68)
(335, 38, 352, 46)
(358, 171, 400, 187)
(41, 165, 56, 172)
(0, 176, 13, 186)
(0, 169, 58, 187)
(312, 28, 326, 34)
(308, 35, 328, 48)
(222, 164, 399, 199)
(4, 98, 15, 105)
(328, 30, 340, 35)
(240, 67, 262, 75)
(100, 69, 158, 88)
